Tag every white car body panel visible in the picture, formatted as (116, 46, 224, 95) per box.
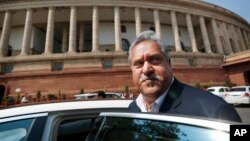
(224, 86, 250, 104)
(0, 100, 132, 119)
(207, 86, 229, 98)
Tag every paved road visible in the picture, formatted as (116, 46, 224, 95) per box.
(235, 105, 250, 124)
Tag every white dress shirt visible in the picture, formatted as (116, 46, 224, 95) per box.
(135, 77, 174, 112)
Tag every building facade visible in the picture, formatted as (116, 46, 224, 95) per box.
(0, 0, 249, 99)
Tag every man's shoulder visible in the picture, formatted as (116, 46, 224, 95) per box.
(176, 80, 224, 101)
(128, 100, 141, 112)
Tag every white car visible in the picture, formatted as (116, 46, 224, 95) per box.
(207, 86, 230, 98)
(0, 99, 237, 141)
(73, 92, 122, 100)
(0, 100, 132, 141)
(224, 86, 250, 105)
(73, 93, 98, 100)
(105, 92, 122, 98)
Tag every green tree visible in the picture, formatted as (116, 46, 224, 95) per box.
(58, 89, 61, 99)
(47, 93, 56, 100)
(194, 81, 201, 89)
(124, 85, 129, 93)
(80, 88, 84, 94)
(224, 80, 236, 88)
(16, 92, 20, 102)
(2, 95, 7, 102)
(36, 90, 41, 99)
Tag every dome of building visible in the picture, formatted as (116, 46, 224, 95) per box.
(0, 0, 249, 98)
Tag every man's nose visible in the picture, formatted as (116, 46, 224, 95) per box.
(142, 62, 153, 75)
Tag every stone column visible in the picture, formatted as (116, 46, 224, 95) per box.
(21, 9, 33, 56)
(79, 23, 85, 52)
(186, 13, 198, 52)
(0, 10, 12, 57)
(135, 7, 141, 36)
(237, 27, 246, 51)
(211, 19, 223, 54)
(68, 6, 77, 53)
(230, 25, 240, 52)
(199, 16, 212, 53)
(247, 32, 250, 42)
(247, 31, 250, 49)
(222, 22, 233, 54)
(153, 9, 161, 39)
(92, 6, 99, 51)
(114, 6, 122, 51)
(171, 11, 182, 52)
(44, 7, 55, 54)
(62, 23, 68, 53)
(242, 30, 249, 48)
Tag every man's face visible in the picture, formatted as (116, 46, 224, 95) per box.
(130, 40, 173, 98)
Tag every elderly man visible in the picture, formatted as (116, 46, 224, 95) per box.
(128, 30, 241, 122)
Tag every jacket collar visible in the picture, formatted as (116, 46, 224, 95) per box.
(159, 78, 183, 112)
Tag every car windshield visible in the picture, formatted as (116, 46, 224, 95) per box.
(230, 88, 246, 92)
(87, 117, 228, 141)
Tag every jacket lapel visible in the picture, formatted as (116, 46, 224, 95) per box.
(159, 78, 183, 113)
(129, 101, 141, 112)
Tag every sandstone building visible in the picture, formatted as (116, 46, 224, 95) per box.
(0, 0, 249, 99)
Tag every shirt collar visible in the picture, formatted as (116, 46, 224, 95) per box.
(136, 77, 174, 112)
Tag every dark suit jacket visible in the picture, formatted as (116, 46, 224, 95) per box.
(129, 78, 242, 122)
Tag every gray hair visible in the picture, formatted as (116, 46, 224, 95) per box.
(128, 30, 170, 66)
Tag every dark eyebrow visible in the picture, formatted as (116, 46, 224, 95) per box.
(147, 53, 163, 59)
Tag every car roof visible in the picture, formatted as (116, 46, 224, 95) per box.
(0, 100, 133, 119)
(74, 93, 98, 96)
(231, 86, 250, 88)
(100, 112, 234, 132)
(207, 86, 229, 89)
(105, 92, 121, 94)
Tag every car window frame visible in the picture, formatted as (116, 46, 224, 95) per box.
(96, 117, 229, 141)
(86, 112, 232, 141)
(42, 108, 129, 141)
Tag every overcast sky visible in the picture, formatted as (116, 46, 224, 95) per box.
(202, 0, 250, 23)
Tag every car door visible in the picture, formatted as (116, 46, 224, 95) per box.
(218, 88, 225, 97)
(229, 87, 246, 100)
(42, 108, 129, 141)
(86, 112, 231, 141)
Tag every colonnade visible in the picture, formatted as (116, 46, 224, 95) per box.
(0, 6, 250, 58)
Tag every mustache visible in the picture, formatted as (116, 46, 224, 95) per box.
(139, 74, 160, 83)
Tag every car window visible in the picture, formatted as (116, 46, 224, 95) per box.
(57, 118, 96, 141)
(87, 117, 228, 141)
(230, 88, 246, 92)
(0, 118, 34, 141)
(105, 94, 121, 99)
(113, 95, 120, 98)
(225, 88, 229, 92)
(219, 88, 224, 92)
(207, 89, 215, 92)
(105, 95, 113, 98)
(74, 95, 96, 100)
(107, 94, 120, 98)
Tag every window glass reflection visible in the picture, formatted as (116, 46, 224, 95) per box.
(0, 118, 34, 141)
(97, 117, 229, 141)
